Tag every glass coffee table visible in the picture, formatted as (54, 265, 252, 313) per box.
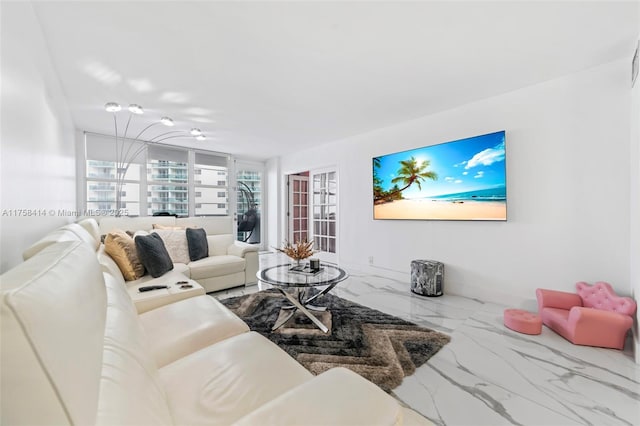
(256, 263, 348, 333)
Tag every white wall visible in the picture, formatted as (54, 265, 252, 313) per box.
(0, 3, 76, 272)
(272, 59, 632, 306)
(265, 157, 281, 250)
(630, 9, 640, 363)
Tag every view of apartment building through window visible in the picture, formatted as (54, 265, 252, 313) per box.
(86, 160, 142, 215)
(194, 152, 229, 216)
(147, 146, 189, 216)
(84, 134, 230, 217)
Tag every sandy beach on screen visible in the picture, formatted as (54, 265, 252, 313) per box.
(374, 199, 506, 220)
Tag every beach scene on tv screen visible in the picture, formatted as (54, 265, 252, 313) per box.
(373, 131, 506, 220)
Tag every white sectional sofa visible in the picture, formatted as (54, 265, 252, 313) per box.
(0, 221, 433, 425)
(24, 216, 259, 296)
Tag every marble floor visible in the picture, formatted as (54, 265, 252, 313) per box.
(213, 253, 640, 426)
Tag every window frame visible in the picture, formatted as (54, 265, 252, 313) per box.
(82, 133, 231, 217)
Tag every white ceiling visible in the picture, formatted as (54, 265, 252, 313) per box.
(28, 1, 638, 161)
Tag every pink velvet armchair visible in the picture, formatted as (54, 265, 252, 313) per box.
(536, 281, 637, 350)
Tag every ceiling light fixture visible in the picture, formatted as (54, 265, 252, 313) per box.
(128, 104, 144, 114)
(104, 102, 209, 213)
(104, 102, 121, 112)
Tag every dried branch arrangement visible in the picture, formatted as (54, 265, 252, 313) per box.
(275, 239, 315, 260)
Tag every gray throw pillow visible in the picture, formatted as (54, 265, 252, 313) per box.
(135, 232, 174, 278)
(186, 228, 208, 261)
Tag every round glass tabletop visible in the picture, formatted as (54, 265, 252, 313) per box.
(256, 263, 348, 288)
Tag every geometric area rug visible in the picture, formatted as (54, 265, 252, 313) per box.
(219, 289, 451, 392)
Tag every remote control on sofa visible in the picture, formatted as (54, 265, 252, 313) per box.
(138, 285, 168, 292)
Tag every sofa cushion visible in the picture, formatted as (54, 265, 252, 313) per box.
(98, 216, 175, 235)
(207, 234, 235, 256)
(135, 233, 174, 278)
(159, 332, 312, 425)
(104, 230, 145, 281)
(139, 295, 249, 367)
(153, 224, 188, 230)
(186, 228, 209, 261)
(124, 270, 204, 314)
(64, 222, 100, 251)
(173, 262, 191, 277)
(233, 367, 404, 426)
(22, 228, 82, 260)
(189, 255, 246, 280)
(153, 229, 191, 264)
(540, 307, 572, 341)
(96, 273, 175, 425)
(1, 241, 107, 425)
(177, 216, 232, 235)
(77, 218, 101, 246)
(125, 268, 191, 289)
(97, 246, 126, 287)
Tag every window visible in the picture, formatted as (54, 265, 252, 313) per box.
(194, 152, 229, 215)
(83, 134, 230, 217)
(85, 135, 143, 215)
(147, 146, 189, 216)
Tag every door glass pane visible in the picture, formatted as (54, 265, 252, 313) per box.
(237, 170, 261, 244)
(311, 171, 337, 254)
(328, 238, 336, 253)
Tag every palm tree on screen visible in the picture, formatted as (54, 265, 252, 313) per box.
(389, 156, 437, 196)
(373, 157, 384, 200)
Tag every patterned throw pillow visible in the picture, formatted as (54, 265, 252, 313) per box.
(104, 229, 145, 281)
(152, 229, 191, 264)
(134, 233, 174, 278)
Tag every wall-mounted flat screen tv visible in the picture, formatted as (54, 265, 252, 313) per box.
(373, 130, 506, 221)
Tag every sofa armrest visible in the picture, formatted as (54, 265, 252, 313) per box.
(536, 288, 582, 313)
(568, 306, 634, 333)
(227, 241, 259, 258)
(232, 367, 420, 426)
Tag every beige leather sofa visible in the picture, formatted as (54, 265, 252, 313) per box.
(1, 237, 433, 425)
(23, 216, 259, 294)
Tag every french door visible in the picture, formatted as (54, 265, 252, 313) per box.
(288, 175, 309, 244)
(311, 169, 337, 263)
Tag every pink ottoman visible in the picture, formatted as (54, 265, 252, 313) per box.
(503, 309, 542, 335)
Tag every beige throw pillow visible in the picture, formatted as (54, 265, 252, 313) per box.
(153, 229, 191, 264)
(104, 229, 145, 281)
